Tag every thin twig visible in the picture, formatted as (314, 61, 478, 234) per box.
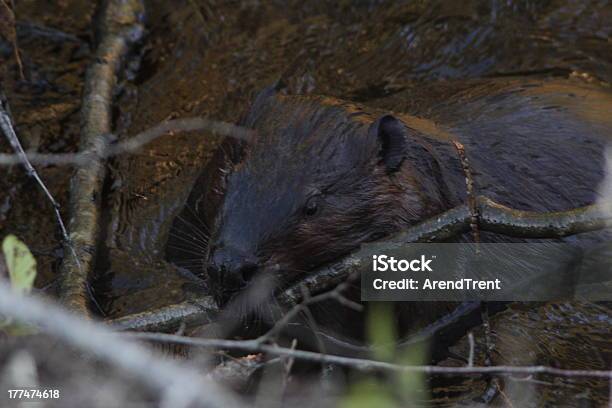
(478, 302, 501, 403)
(498, 385, 517, 408)
(107, 296, 218, 332)
(298, 286, 327, 354)
(0, 117, 255, 166)
(0, 0, 24, 79)
(468, 332, 475, 367)
(258, 278, 360, 344)
(452, 140, 480, 243)
(127, 331, 612, 380)
(481, 303, 494, 367)
(281, 338, 298, 398)
(58, 0, 145, 315)
(113, 117, 253, 155)
(0, 91, 74, 257)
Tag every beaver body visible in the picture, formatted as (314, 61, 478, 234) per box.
(167, 77, 612, 349)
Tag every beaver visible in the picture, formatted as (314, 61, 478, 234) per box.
(167, 77, 612, 345)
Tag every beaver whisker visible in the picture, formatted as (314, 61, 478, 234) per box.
(174, 214, 210, 242)
(173, 260, 204, 267)
(168, 228, 208, 248)
(169, 258, 206, 267)
(166, 232, 208, 252)
(165, 241, 207, 256)
(164, 250, 206, 264)
(181, 203, 212, 234)
(167, 228, 208, 244)
(164, 249, 206, 266)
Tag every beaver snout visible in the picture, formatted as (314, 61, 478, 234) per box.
(207, 245, 259, 306)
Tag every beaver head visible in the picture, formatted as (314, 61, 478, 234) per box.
(205, 91, 450, 306)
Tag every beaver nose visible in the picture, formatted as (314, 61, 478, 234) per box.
(207, 245, 259, 306)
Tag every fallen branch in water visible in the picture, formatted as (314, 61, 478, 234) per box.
(0, 117, 255, 166)
(0, 283, 243, 408)
(128, 331, 612, 380)
(58, 0, 145, 315)
(107, 295, 219, 332)
(0, 89, 73, 259)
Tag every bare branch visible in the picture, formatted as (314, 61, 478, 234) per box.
(257, 278, 358, 345)
(107, 296, 218, 332)
(281, 195, 609, 303)
(468, 332, 475, 367)
(128, 331, 612, 380)
(58, 0, 145, 315)
(114, 117, 253, 155)
(0, 117, 255, 166)
(452, 140, 480, 242)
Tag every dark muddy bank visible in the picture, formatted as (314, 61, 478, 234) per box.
(0, 0, 611, 406)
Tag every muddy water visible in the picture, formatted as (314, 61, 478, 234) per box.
(0, 0, 94, 286)
(1, 0, 611, 405)
(440, 302, 611, 406)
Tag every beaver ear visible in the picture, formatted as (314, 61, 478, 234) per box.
(374, 115, 408, 173)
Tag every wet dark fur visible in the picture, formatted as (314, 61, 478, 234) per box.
(214, 95, 451, 286)
(167, 77, 612, 349)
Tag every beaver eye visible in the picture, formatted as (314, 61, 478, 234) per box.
(304, 197, 319, 216)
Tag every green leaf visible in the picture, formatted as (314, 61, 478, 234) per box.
(0, 319, 37, 335)
(1, 235, 38, 335)
(367, 302, 397, 361)
(340, 379, 398, 408)
(397, 342, 429, 404)
(2, 234, 37, 294)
